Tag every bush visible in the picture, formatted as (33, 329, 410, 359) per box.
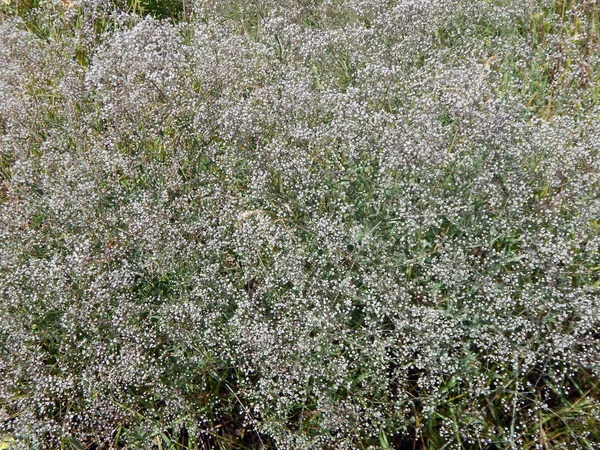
(1, 0, 599, 448)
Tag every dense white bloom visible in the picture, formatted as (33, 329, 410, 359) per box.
(1, 0, 599, 448)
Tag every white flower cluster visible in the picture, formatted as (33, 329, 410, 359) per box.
(1, 0, 599, 448)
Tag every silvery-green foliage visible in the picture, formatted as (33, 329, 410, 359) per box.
(1, 0, 599, 448)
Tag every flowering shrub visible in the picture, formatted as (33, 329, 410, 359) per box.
(1, 0, 599, 448)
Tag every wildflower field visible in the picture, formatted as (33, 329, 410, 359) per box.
(1, 0, 599, 448)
